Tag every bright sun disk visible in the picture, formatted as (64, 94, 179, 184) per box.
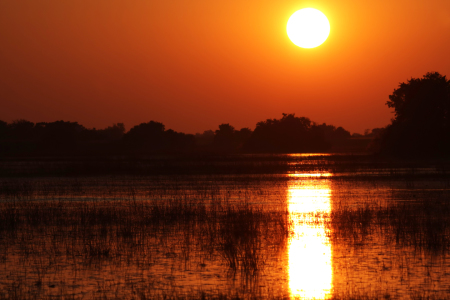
(287, 8, 330, 48)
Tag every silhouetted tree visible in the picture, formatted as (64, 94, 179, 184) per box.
(244, 113, 329, 153)
(214, 124, 236, 151)
(381, 72, 450, 157)
(213, 124, 252, 152)
(8, 120, 35, 140)
(195, 130, 214, 147)
(313, 123, 351, 142)
(165, 129, 195, 151)
(364, 127, 385, 138)
(123, 121, 165, 150)
(235, 128, 252, 149)
(100, 123, 125, 141)
(123, 121, 194, 153)
(39, 121, 86, 151)
(0, 120, 7, 140)
(334, 126, 351, 140)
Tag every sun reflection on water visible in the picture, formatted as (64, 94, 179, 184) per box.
(288, 176, 332, 299)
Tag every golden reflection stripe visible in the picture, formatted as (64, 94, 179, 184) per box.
(288, 173, 332, 178)
(287, 154, 332, 157)
(288, 178, 332, 299)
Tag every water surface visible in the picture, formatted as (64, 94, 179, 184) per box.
(1, 155, 450, 299)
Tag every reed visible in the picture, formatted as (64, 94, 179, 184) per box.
(0, 197, 291, 299)
(326, 198, 450, 252)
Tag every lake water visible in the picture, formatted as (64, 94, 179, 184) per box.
(1, 154, 450, 299)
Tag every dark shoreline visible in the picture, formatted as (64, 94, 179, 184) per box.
(0, 153, 449, 178)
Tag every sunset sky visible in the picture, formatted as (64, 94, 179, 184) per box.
(1, 0, 450, 134)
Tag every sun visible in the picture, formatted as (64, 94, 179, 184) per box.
(287, 8, 330, 49)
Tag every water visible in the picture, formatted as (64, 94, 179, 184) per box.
(1, 155, 450, 299)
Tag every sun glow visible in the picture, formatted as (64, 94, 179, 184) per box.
(287, 8, 330, 48)
(288, 177, 332, 299)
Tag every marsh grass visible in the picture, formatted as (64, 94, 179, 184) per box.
(0, 196, 291, 299)
(3, 192, 450, 298)
(326, 198, 450, 253)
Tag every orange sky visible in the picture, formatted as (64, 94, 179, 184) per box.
(1, 0, 450, 134)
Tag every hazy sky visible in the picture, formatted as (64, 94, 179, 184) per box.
(1, 0, 450, 134)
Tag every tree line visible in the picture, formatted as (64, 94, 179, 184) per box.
(0, 114, 362, 155)
(1, 71, 446, 158)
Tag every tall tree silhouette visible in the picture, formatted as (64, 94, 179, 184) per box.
(381, 72, 450, 157)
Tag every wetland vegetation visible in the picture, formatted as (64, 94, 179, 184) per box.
(1, 154, 450, 299)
